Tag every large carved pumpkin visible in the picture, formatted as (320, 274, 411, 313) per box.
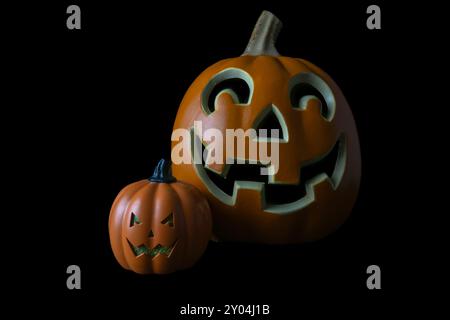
(172, 11, 361, 244)
(109, 159, 212, 274)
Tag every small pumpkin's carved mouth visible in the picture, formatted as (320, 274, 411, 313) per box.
(127, 239, 178, 258)
(191, 129, 347, 214)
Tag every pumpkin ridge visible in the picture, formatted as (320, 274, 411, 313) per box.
(110, 180, 147, 270)
(121, 182, 156, 268)
(164, 183, 189, 268)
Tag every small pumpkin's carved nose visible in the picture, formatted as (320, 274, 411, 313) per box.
(254, 104, 288, 142)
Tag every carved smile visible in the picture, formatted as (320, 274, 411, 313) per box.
(127, 239, 177, 258)
(192, 131, 347, 215)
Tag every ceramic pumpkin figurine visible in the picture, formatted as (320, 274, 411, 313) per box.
(171, 11, 361, 244)
(109, 159, 212, 274)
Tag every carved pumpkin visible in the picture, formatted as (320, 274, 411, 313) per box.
(109, 159, 212, 274)
(172, 11, 361, 244)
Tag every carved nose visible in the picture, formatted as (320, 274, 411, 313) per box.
(254, 104, 288, 142)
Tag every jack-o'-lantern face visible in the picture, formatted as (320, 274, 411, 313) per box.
(171, 11, 361, 244)
(126, 211, 178, 260)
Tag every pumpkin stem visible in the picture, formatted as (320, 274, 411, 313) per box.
(242, 10, 282, 57)
(149, 159, 177, 183)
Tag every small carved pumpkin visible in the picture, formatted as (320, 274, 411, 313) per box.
(109, 159, 212, 274)
(172, 11, 361, 244)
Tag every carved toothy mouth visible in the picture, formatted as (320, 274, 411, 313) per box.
(127, 239, 178, 258)
(192, 130, 347, 215)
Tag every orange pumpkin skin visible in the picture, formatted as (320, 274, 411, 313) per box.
(109, 160, 212, 274)
(171, 12, 361, 244)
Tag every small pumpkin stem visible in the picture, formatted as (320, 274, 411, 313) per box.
(242, 10, 283, 57)
(149, 159, 177, 183)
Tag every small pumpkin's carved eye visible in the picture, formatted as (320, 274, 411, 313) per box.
(201, 68, 254, 115)
(289, 72, 336, 121)
(130, 212, 142, 227)
(161, 212, 174, 227)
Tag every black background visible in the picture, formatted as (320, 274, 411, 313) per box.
(7, 0, 434, 317)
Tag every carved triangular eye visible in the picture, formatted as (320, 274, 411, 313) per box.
(130, 212, 142, 227)
(161, 212, 174, 227)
